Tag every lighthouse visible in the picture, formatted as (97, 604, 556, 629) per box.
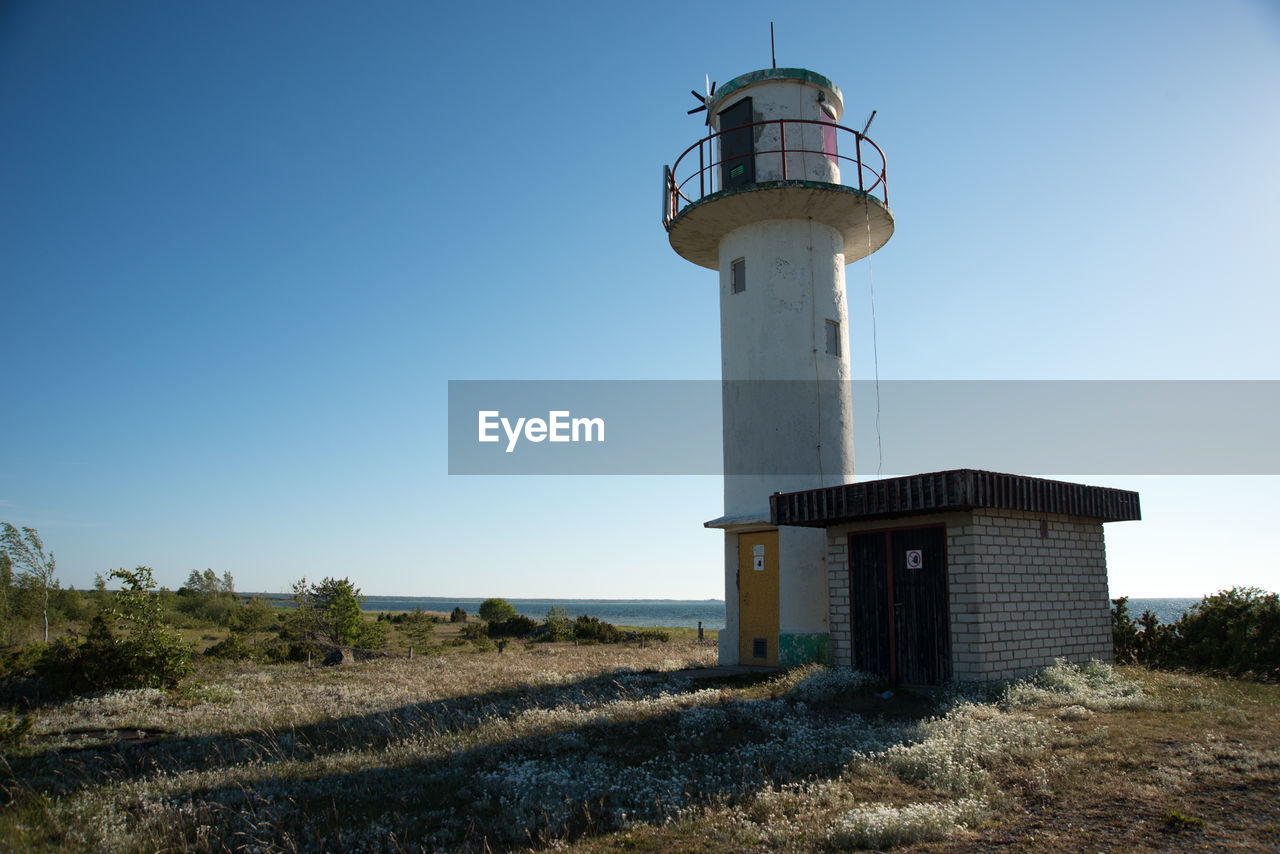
(663, 67, 894, 667)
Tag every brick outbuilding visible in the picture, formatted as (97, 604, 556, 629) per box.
(770, 469, 1141, 684)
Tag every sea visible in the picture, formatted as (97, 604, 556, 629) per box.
(1117, 598, 1200, 627)
(360, 597, 727, 629)
(249, 595, 1200, 630)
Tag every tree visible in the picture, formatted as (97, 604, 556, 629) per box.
(1111, 597, 1139, 663)
(2, 524, 57, 643)
(37, 566, 193, 695)
(92, 572, 110, 615)
(478, 597, 517, 623)
(400, 607, 436, 649)
(544, 606, 572, 641)
(286, 576, 367, 646)
(108, 566, 193, 688)
(234, 595, 276, 635)
(178, 568, 239, 627)
(183, 568, 234, 597)
(0, 551, 13, 646)
(311, 577, 364, 645)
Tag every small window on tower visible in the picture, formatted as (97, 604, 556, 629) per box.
(825, 319, 841, 356)
(731, 258, 746, 294)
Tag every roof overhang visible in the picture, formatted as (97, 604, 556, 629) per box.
(770, 469, 1141, 528)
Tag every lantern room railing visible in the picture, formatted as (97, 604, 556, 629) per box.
(663, 118, 888, 227)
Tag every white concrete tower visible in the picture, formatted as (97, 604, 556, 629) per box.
(663, 67, 893, 667)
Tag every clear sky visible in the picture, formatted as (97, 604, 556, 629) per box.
(2, 1, 1277, 600)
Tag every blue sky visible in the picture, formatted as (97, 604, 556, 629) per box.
(2, 1, 1277, 599)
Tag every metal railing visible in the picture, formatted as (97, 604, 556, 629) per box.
(663, 118, 888, 226)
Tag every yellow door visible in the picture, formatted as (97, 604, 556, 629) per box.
(738, 530, 779, 666)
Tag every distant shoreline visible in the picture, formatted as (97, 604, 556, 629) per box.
(237, 594, 1200, 631)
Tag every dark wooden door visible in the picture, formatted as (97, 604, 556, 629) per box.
(717, 97, 754, 190)
(848, 526, 951, 684)
(890, 527, 951, 685)
(848, 531, 890, 677)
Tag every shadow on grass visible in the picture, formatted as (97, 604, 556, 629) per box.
(3, 665, 931, 851)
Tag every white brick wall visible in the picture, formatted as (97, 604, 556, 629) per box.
(825, 508, 1113, 682)
(826, 535, 850, 667)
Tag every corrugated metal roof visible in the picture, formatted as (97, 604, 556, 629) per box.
(769, 469, 1141, 527)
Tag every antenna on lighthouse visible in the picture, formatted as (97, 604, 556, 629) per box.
(861, 110, 878, 137)
(770, 22, 776, 68)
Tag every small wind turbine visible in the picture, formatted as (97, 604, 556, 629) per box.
(686, 74, 717, 124)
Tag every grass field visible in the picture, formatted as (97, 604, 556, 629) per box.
(1, 641, 1276, 852)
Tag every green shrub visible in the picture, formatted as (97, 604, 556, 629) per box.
(37, 598, 193, 696)
(398, 608, 437, 647)
(255, 642, 291, 664)
(0, 643, 45, 681)
(51, 587, 89, 623)
(1111, 597, 1140, 662)
(283, 577, 368, 646)
(572, 615, 622, 643)
(232, 595, 277, 634)
(637, 629, 670, 644)
(109, 566, 194, 689)
(488, 614, 537, 638)
(35, 568, 196, 695)
(204, 633, 255, 661)
(542, 606, 572, 641)
(1112, 587, 1279, 679)
(354, 619, 388, 650)
(173, 569, 242, 628)
(0, 710, 33, 744)
(1164, 810, 1205, 831)
(286, 641, 322, 663)
(1174, 587, 1279, 678)
(450, 606, 467, 623)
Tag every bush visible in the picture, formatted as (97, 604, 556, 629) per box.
(1111, 597, 1139, 662)
(284, 577, 367, 646)
(478, 597, 517, 623)
(487, 614, 536, 638)
(0, 643, 45, 682)
(0, 710, 34, 744)
(51, 587, 89, 623)
(637, 629, 670, 644)
(286, 641, 323, 662)
(399, 608, 437, 648)
(1112, 597, 1175, 666)
(233, 595, 277, 634)
(542, 606, 572, 641)
(572, 615, 622, 644)
(354, 619, 388, 650)
(204, 633, 255, 661)
(450, 606, 467, 623)
(1175, 587, 1279, 678)
(255, 642, 291, 664)
(173, 569, 241, 629)
(1112, 587, 1279, 679)
(37, 585, 194, 697)
(90, 567, 193, 691)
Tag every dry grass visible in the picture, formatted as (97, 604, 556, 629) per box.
(1, 652, 1276, 853)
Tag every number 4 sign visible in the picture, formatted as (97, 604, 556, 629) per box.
(905, 549, 923, 569)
